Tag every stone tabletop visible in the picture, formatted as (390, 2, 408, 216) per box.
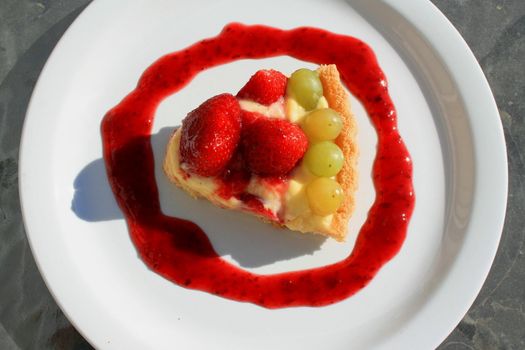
(0, 1, 523, 349)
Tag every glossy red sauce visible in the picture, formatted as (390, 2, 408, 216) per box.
(101, 23, 415, 308)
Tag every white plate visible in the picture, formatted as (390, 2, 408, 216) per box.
(19, 0, 507, 349)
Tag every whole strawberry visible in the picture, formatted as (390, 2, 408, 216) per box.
(240, 110, 264, 129)
(242, 118, 308, 176)
(180, 93, 241, 176)
(237, 69, 287, 105)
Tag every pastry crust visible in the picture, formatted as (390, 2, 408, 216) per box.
(163, 64, 358, 241)
(318, 64, 359, 241)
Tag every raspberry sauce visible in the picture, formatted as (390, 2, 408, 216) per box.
(101, 23, 415, 308)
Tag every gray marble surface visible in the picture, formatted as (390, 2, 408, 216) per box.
(0, 0, 523, 349)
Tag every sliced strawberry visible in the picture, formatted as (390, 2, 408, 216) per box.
(237, 69, 287, 105)
(179, 93, 241, 176)
(242, 118, 308, 176)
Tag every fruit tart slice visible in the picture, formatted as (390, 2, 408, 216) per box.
(163, 65, 358, 241)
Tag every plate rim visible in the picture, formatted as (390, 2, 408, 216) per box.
(18, 0, 508, 349)
(379, 0, 507, 348)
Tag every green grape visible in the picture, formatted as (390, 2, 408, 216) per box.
(286, 68, 323, 110)
(306, 178, 344, 216)
(304, 141, 344, 177)
(302, 108, 343, 141)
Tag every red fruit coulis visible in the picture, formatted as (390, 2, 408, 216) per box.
(101, 23, 415, 308)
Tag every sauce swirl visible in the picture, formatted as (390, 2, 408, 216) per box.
(101, 23, 414, 308)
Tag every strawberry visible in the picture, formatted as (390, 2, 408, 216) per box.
(179, 93, 241, 176)
(237, 69, 287, 105)
(217, 150, 251, 199)
(240, 110, 264, 129)
(242, 118, 308, 176)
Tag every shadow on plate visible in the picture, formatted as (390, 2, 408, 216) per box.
(71, 127, 326, 268)
(72, 158, 122, 221)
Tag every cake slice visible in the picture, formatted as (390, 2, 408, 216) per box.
(163, 65, 358, 241)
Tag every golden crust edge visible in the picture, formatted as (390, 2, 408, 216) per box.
(317, 64, 359, 242)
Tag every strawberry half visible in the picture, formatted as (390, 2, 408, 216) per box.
(242, 118, 308, 176)
(180, 93, 241, 176)
(237, 69, 287, 105)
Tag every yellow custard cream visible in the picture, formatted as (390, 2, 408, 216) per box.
(164, 96, 334, 231)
